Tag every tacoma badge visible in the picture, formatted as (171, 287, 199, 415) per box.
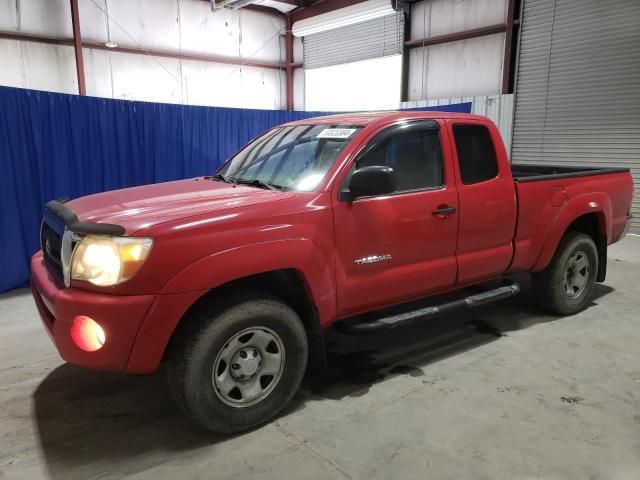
(354, 254, 392, 265)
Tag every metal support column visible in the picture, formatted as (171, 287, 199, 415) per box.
(285, 15, 294, 110)
(69, 0, 86, 96)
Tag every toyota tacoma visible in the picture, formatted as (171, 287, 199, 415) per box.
(31, 111, 634, 433)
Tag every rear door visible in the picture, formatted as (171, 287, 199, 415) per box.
(332, 120, 459, 317)
(447, 120, 517, 285)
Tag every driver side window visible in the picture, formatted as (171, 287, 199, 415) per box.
(357, 126, 443, 192)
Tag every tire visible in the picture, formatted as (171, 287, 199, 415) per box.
(531, 231, 598, 315)
(166, 290, 308, 434)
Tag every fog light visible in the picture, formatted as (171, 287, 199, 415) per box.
(71, 315, 106, 352)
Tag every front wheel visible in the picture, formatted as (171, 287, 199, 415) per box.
(532, 231, 598, 315)
(166, 291, 308, 434)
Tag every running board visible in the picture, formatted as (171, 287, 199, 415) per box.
(334, 282, 521, 335)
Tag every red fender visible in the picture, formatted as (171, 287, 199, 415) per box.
(532, 193, 611, 272)
(160, 239, 335, 320)
(126, 239, 336, 373)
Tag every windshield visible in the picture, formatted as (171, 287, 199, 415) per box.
(215, 124, 362, 191)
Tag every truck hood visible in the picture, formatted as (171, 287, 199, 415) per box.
(68, 178, 293, 234)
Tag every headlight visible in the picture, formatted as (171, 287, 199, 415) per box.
(70, 235, 153, 286)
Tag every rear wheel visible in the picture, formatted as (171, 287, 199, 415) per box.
(167, 291, 308, 434)
(532, 231, 598, 315)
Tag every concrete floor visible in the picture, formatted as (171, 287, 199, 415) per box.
(1, 237, 639, 480)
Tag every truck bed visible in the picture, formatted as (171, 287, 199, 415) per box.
(511, 164, 630, 183)
(508, 163, 633, 276)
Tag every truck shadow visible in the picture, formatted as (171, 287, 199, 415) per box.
(32, 274, 613, 478)
(32, 364, 218, 479)
(294, 273, 614, 403)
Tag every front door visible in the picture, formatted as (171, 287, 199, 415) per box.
(333, 120, 459, 317)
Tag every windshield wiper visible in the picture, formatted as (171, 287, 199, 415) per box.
(211, 173, 237, 185)
(233, 178, 281, 191)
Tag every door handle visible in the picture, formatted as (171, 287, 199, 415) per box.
(432, 205, 457, 217)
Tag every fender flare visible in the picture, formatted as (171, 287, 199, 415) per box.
(161, 238, 336, 325)
(126, 239, 336, 373)
(532, 193, 611, 272)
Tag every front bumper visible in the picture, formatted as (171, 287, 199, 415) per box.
(31, 251, 155, 371)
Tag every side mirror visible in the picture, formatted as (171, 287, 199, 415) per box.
(345, 166, 396, 200)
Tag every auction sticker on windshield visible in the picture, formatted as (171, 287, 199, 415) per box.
(317, 128, 357, 139)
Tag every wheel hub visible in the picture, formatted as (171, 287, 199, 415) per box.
(563, 250, 590, 298)
(212, 326, 286, 407)
(230, 347, 262, 380)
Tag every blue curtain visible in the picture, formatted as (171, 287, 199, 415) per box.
(0, 85, 471, 292)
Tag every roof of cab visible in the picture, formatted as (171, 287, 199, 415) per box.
(283, 110, 488, 127)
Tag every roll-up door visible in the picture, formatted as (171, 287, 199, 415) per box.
(303, 11, 404, 70)
(512, 0, 640, 233)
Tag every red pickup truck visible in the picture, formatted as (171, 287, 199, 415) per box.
(31, 111, 633, 433)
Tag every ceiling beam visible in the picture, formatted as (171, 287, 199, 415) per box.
(0, 30, 300, 71)
(0, 30, 70, 46)
(405, 23, 507, 49)
(290, 0, 367, 23)
(205, 1, 305, 16)
(242, 4, 285, 16)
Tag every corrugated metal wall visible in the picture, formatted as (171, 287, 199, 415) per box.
(512, 0, 640, 233)
(402, 94, 514, 154)
(407, 0, 507, 101)
(0, 0, 288, 109)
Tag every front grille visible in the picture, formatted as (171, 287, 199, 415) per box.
(41, 221, 64, 284)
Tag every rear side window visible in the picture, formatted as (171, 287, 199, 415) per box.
(452, 124, 499, 184)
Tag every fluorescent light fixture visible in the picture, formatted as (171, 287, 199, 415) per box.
(292, 0, 396, 37)
(211, 0, 256, 9)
